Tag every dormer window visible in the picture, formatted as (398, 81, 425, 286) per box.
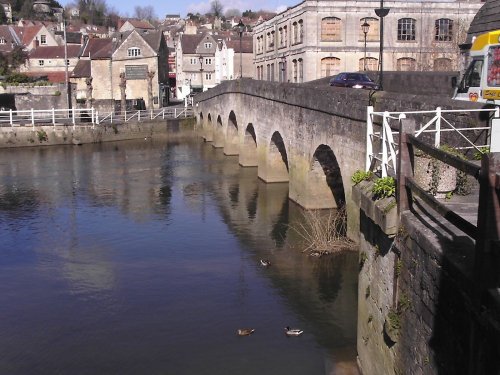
(128, 47, 141, 57)
(204, 42, 212, 48)
(0, 38, 5, 44)
(40, 34, 47, 45)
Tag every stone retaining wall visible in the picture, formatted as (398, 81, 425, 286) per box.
(0, 118, 195, 148)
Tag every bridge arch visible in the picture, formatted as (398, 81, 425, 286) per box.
(224, 111, 239, 155)
(258, 131, 289, 183)
(213, 115, 224, 148)
(239, 123, 258, 167)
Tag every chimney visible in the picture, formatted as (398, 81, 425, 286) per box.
(33, 37, 39, 48)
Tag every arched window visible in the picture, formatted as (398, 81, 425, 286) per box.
(397, 57, 416, 71)
(321, 57, 341, 77)
(292, 59, 298, 82)
(298, 20, 303, 43)
(435, 19, 453, 42)
(397, 18, 416, 41)
(298, 58, 303, 83)
(321, 17, 342, 41)
(434, 58, 452, 71)
(292, 22, 298, 44)
(359, 17, 379, 42)
(358, 57, 378, 71)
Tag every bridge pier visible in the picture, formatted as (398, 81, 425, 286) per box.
(213, 120, 224, 148)
(257, 142, 289, 183)
(239, 126, 258, 167)
(223, 126, 239, 155)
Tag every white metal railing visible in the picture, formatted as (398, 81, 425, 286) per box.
(0, 107, 194, 128)
(366, 106, 500, 177)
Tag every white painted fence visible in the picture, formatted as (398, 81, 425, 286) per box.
(0, 107, 194, 129)
(366, 106, 500, 177)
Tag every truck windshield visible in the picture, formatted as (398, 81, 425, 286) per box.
(458, 59, 483, 92)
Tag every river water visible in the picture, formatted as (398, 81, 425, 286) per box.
(0, 138, 358, 375)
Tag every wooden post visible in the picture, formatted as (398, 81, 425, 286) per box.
(397, 118, 416, 215)
(474, 153, 500, 296)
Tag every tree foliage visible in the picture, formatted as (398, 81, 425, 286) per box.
(0, 6, 7, 24)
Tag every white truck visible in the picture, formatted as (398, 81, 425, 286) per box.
(454, 29, 500, 105)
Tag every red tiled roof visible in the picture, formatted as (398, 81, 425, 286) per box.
(226, 36, 253, 53)
(71, 60, 90, 78)
(14, 25, 43, 46)
(24, 71, 67, 83)
(127, 19, 155, 29)
(29, 45, 81, 59)
(82, 38, 112, 58)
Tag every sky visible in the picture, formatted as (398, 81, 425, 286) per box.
(59, 0, 295, 19)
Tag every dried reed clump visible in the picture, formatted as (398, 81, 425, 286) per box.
(290, 208, 356, 254)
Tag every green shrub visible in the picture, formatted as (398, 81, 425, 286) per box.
(54, 90, 61, 96)
(351, 170, 373, 185)
(372, 177, 395, 199)
(473, 146, 490, 160)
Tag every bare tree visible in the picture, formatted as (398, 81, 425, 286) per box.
(210, 0, 223, 18)
(134, 5, 156, 21)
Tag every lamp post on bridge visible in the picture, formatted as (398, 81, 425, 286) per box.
(375, 0, 389, 90)
(362, 19, 370, 71)
(237, 19, 245, 78)
(199, 55, 204, 92)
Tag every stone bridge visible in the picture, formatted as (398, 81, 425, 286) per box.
(193, 78, 483, 239)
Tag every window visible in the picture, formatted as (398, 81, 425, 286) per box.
(292, 22, 298, 44)
(205, 72, 212, 80)
(190, 58, 198, 64)
(397, 57, 416, 71)
(271, 63, 275, 81)
(0, 38, 5, 44)
(127, 47, 141, 57)
(279, 27, 284, 47)
(204, 42, 212, 48)
(205, 58, 212, 65)
(397, 18, 416, 41)
(359, 18, 379, 42)
(434, 58, 452, 71)
(40, 34, 47, 45)
(321, 17, 341, 41)
(321, 57, 340, 77)
(359, 57, 378, 71)
(283, 26, 288, 46)
(299, 20, 303, 43)
(66, 59, 70, 66)
(292, 59, 298, 82)
(38, 60, 44, 66)
(457, 59, 482, 92)
(435, 19, 453, 42)
(266, 64, 270, 81)
(298, 58, 303, 83)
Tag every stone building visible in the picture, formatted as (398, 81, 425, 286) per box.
(70, 30, 169, 110)
(253, 0, 483, 82)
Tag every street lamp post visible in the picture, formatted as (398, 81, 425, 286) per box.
(199, 55, 204, 92)
(362, 19, 370, 71)
(237, 19, 245, 78)
(375, 0, 390, 90)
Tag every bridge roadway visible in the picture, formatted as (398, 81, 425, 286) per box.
(193, 78, 484, 240)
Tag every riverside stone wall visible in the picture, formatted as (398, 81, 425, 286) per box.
(0, 118, 195, 148)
